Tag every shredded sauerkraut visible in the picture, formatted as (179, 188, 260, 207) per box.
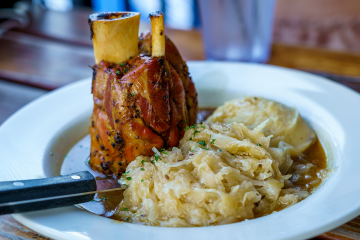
(115, 121, 309, 227)
(206, 96, 315, 153)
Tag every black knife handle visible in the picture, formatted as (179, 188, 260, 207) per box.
(0, 171, 96, 215)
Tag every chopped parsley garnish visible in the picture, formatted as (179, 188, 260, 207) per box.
(201, 125, 205, 129)
(154, 154, 160, 162)
(141, 179, 144, 182)
(116, 71, 120, 75)
(185, 124, 199, 132)
(141, 160, 146, 165)
(200, 147, 209, 150)
(123, 207, 128, 211)
(189, 138, 193, 140)
(257, 143, 262, 146)
(131, 93, 135, 96)
(211, 139, 216, 144)
(126, 177, 132, 181)
(231, 154, 237, 158)
(140, 168, 145, 171)
(120, 63, 125, 66)
(219, 149, 223, 152)
(193, 130, 200, 137)
(160, 148, 166, 153)
(191, 149, 194, 152)
(122, 170, 130, 175)
(172, 147, 177, 151)
(125, 69, 129, 73)
(199, 140, 206, 146)
(101, 197, 108, 201)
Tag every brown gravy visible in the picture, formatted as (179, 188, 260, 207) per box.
(77, 179, 124, 219)
(65, 108, 327, 220)
(286, 136, 327, 192)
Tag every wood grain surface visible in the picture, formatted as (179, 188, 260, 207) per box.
(0, 80, 47, 124)
(0, 215, 50, 240)
(268, 43, 360, 77)
(318, 216, 360, 240)
(0, 31, 93, 90)
(1, 6, 360, 240)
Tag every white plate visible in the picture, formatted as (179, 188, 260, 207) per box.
(1, 61, 360, 240)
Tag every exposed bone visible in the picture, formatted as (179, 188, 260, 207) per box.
(89, 12, 140, 64)
(149, 11, 165, 57)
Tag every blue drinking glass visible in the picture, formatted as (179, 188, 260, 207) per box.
(198, 0, 276, 62)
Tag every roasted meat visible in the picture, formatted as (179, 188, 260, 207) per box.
(88, 11, 198, 177)
(138, 31, 198, 124)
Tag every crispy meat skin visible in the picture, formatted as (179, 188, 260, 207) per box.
(138, 31, 198, 124)
(89, 36, 197, 177)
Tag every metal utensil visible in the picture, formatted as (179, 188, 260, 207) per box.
(0, 171, 126, 215)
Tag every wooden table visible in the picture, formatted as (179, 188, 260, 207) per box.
(1, 7, 360, 240)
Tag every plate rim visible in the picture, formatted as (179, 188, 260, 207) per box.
(1, 61, 360, 240)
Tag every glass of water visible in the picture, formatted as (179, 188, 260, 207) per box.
(198, 0, 276, 62)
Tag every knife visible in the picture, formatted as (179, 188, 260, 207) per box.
(0, 171, 126, 215)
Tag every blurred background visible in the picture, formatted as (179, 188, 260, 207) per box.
(1, 0, 360, 52)
(1, 1, 360, 238)
(1, 0, 360, 120)
(0, 0, 359, 92)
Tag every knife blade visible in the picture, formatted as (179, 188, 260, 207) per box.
(0, 171, 127, 215)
